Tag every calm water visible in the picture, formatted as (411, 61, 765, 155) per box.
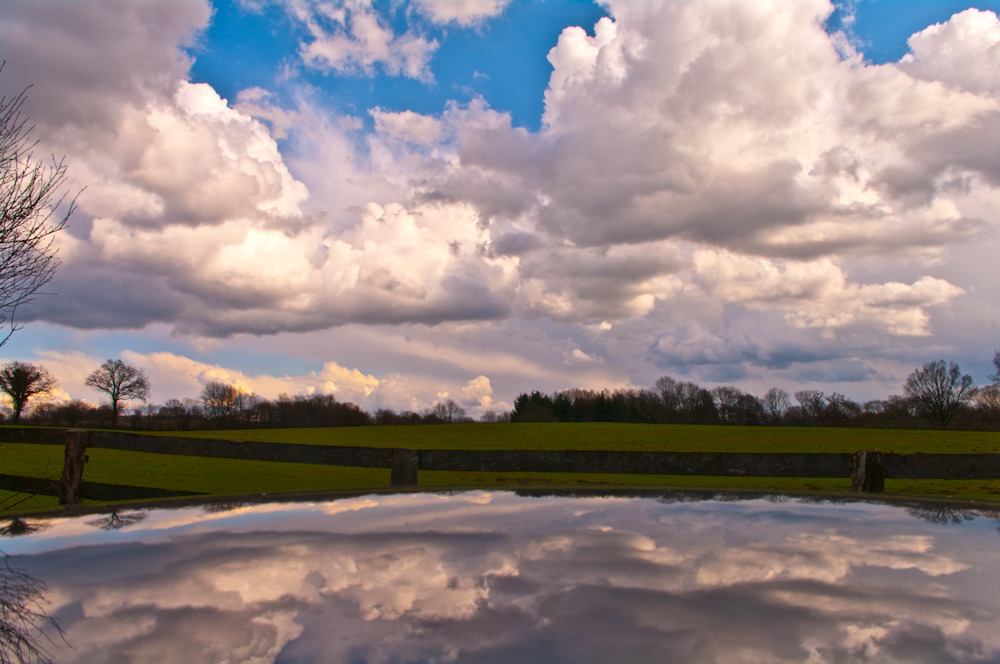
(3, 490, 1000, 663)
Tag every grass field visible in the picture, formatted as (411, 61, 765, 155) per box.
(139, 422, 1000, 454)
(3, 423, 1000, 511)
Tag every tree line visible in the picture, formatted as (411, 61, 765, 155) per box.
(508, 356, 999, 430)
(2, 353, 1000, 431)
(0, 358, 464, 430)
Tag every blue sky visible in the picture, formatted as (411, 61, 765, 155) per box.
(189, 1, 610, 131)
(185, 0, 1000, 132)
(847, 0, 1000, 60)
(1, 0, 999, 411)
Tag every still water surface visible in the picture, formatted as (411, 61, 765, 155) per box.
(3, 490, 1000, 663)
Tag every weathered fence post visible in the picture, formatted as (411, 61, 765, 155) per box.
(60, 429, 90, 505)
(391, 448, 419, 487)
(851, 449, 885, 492)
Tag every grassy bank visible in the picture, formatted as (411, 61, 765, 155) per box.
(3, 423, 1000, 510)
(141, 422, 1000, 454)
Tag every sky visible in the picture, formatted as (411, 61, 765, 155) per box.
(1, 0, 1000, 415)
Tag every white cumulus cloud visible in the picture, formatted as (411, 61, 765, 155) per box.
(411, 0, 510, 26)
(283, 0, 439, 80)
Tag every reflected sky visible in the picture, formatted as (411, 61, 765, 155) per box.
(3, 491, 1000, 663)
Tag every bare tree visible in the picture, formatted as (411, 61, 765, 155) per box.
(794, 390, 825, 424)
(434, 398, 468, 423)
(143, 402, 158, 430)
(973, 385, 1000, 432)
(1, 64, 77, 347)
(823, 393, 861, 425)
(653, 375, 677, 413)
(0, 363, 55, 423)
(904, 360, 975, 427)
(862, 399, 884, 415)
(883, 394, 918, 421)
(84, 359, 150, 425)
(762, 387, 790, 423)
(446, 399, 468, 422)
(735, 392, 765, 425)
(674, 381, 713, 423)
(710, 386, 742, 424)
(201, 381, 244, 420)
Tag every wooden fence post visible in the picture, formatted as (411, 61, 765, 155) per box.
(391, 448, 419, 487)
(60, 429, 89, 505)
(851, 449, 885, 492)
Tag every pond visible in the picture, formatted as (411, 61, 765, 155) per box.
(3, 490, 1000, 663)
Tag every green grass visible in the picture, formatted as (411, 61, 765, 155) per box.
(3, 423, 1000, 510)
(0, 441, 386, 497)
(0, 491, 60, 511)
(141, 422, 1000, 454)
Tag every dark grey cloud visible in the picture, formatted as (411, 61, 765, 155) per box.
(416, 167, 538, 226)
(0, 0, 209, 134)
(486, 231, 543, 257)
(19, 263, 186, 330)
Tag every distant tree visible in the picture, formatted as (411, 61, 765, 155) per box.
(201, 380, 243, 420)
(159, 398, 196, 430)
(427, 398, 467, 423)
(49, 399, 92, 427)
(159, 399, 185, 418)
(84, 358, 150, 425)
(635, 388, 662, 422)
(142, 402, 158, 430)
(446, 399, 469, 422)
(823, 393, 861, 426)
(903, 360, 975, 427)
(862, 399, 883, 415)
(762, 387, 790, 423)
(794, 390, 826, 424)
(551, 391, 574, 421)
(0, 361, 56, 422)
(990, 350, 1000, 384)
(711, 386, 742, 424)
(734, 392, 765, 425)
(382, 409, 422, 425)
(654, 375, 677, 413)
(554, 388, 599, 422)
(594, 389, 625, 422)
(480, 410, 498, 423)
(183, 397, 203, 415)
(128, 405, 143, 430)
(374, 407, 417, 426)
(882, 394, 918, 422)
(674, 382, 716, 423)
(973, 385, 1000, 432)
(512, 391, 557, 422)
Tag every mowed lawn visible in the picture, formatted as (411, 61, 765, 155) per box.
(144, 422, 1000, 454)
(4, 423, 1000, 510)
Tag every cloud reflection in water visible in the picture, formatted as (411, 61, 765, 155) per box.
(5, 491, 1000, 663)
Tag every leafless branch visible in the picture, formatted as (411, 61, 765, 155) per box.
(0, 62, 77, 347)
(0, 554, 66, 664)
